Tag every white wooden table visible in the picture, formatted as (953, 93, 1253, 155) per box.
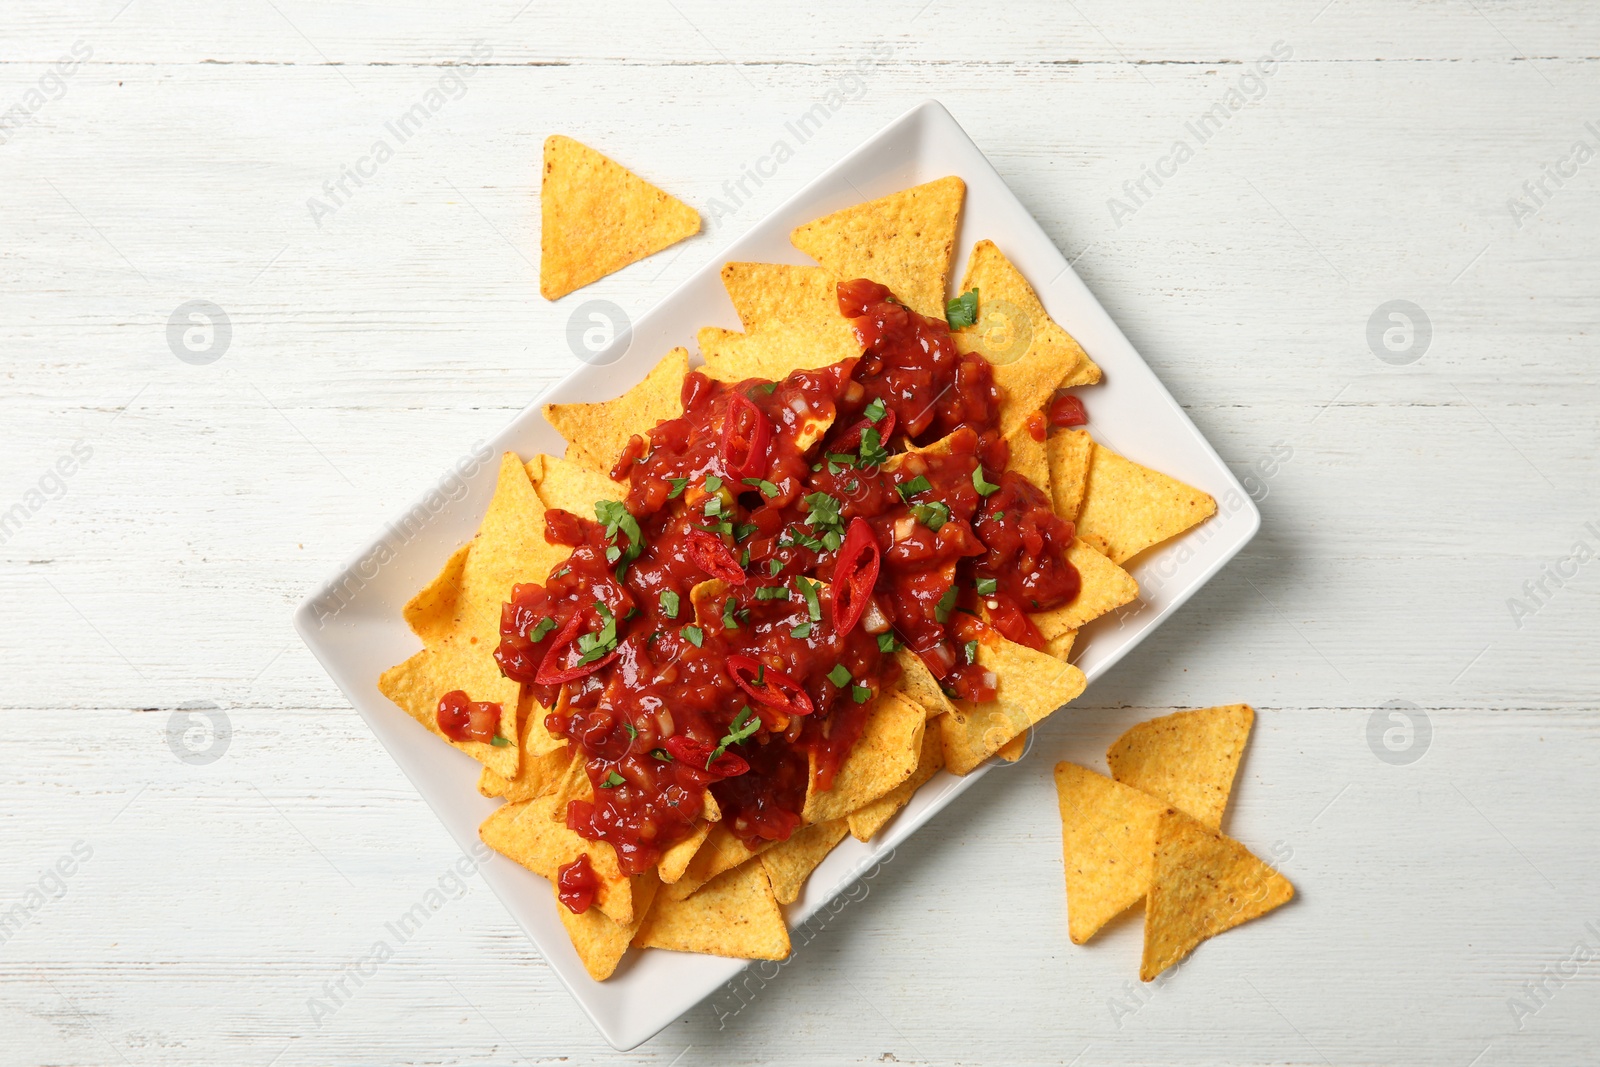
(4, 1, 1598, 1063)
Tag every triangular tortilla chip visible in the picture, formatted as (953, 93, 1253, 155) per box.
(1044, 629, 1077, 664)
(633, 861, 791, 961)
(996, 732, 1028, 763)
(952, 240, 1101, 436)
(379, 452, 551, 777)
(555, 869, 660, 981)
(1046, 428, 1095, 522)
(1053, 762, 1168, 944)
(790, 176, 965, 319)
(848, 723, 944, 842)
(760, 818, 849, 905)
(941, 635, 1086, 775)
(1028, 539, 1139, 640)
(478, 794, 635, 925)
(893, 648, 957, 721)
(477, 693, 574, 802)
(719, 261, 862, 363)
(803, 691, 926, 822)
(1005, 425, 1050, 496)
(529, 453, 628, 522)
(698, 321, 855, 383)
(1142, 809, 1293, 980)
(544, 347, 689, 476)
(1075, 443, 1217, 565)
(539, 135, 699, 300)
(658, 794, 720, 885)
(664, 822, 773, 901)
(1107, 704, 1254, 830)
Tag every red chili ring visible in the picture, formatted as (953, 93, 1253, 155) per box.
(663, 734, 750, 777)
(534, 609, 618, 686)
(726, 654, 815, 717)
(721, 392, 773, 481)
(830, 517, 881, 636)
(685, 529, 747, 584)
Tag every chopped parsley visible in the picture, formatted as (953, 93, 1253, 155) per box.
(600, 771, 626, 788)
(946, 287, 979, 329)
(742, 477, 780, 498)
(827, 663, 852, 687)
(704, 475, 723, 492)
(681, 625, 704, 647)
(857, 426, 890, 468)
(795, 576, 823, 621)
(877, 633, 900, 653)
(754, 584, 790, 601)
(972, 466, 1001, 497)
(803, 492, 846, 550)
(594, 500, 644, 579)
(660, 590, 680, 619)
(912, 500, 951, 532)
(528, 616, 557, 642)
(975, 576, 998, 596)
(897, 475, 932, 500)
(863, 397, 887, 423)
(790, 621, 813, 639)
(767, 559, 783, 577)
(851, 683, 872, 704)
(575, 601, 619, 665)
(667, 477, 688, 499)
(934, 585, 958, 623)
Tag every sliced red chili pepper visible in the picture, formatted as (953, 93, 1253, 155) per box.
(685, 529, 747, 584)
(436, 690, 502, 743)
(1047, 393, 1088, 428)
(830, 517, 881, 636)
(721, 392, 772, 480)
(534, 609, 618, 686)
(663, 734, 750, 777)
(831, 408, 896, 453)
(726, 654, 815, 717)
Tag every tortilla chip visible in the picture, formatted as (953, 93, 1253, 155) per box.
(664, 823, 773, 901)
(556, 869, 660, 982)
(760, 818, 849, 905)
(1047, 428, 1095, 522)
(893, 648, 957, 721)
(633, 860, 791, 961)
(1141, 809, 1293, 980)
(529, 453, 627, 522)
(699, 320, 856, 384)
(803, 691, 926, 822)
(544, 347, 689, 475)
(1107, 704, 1254, 830)
(378, 452, 556, 777)
(790, 176, 965, 319)
(482, 694, 573, 802)
(952, 240, 1101, 435)
(1075, 444, 1217, 565)
(941, 636, 1087, 775)
(996, 732, 1028, 762)
(719, 261, 862, 362)
(478, 794, 635, 925)
(539, 135, 699, 300)
(848, 723, 944, 842)
(1005, 424, 1050, 496)
(1044, 629, 1077, 664)
(478, 767, 507, 798)
(658, 796, 720, 886)
(1028, 539, 1139, 640)
(1053, 762, 1168, 944)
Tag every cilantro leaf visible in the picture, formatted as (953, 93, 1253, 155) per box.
(575, 601, 619, 665)
(863, 397, 887, 423)
(946, 287, 979, 329)
(972, 466, 1001, 497)
(911, 500, 951, 531)
(623, 721, 638, 740)
(528, 616, 557, 642)
(827, 664, 852, 687)
(754, 584, 790, 601)
(594, 500, 644, 578)
(681, 625, 704, 647)
(851, 683, 872, 704)
(742, 477, 780, 498)
(975, 576, 998, 596)
(896, 475, 932, 500)
(934, 585, 958, 623)
(857, 426, 890, 468)
(722, 597, 739, 630)
(791, 621, 813, 639)
(963, 639, 979, 664)
(795, 576, 823, 621)
(660, 590, 680, 619)
(709, 706, 761, 765)
(600, 771, 626, 788)
(667, 478, 688, 499)
(651, 747, 672, 761)
(877, 632, 900, 653)
(490, 734, 512, 747)
(704, 475, 723, 492)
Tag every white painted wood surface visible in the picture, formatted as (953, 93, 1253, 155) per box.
(3, 1, 1598, 1063)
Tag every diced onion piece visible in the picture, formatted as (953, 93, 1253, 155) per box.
(893, 517, 915, 542)
(861, 599, 890, 635)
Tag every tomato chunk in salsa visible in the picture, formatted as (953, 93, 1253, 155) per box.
(494, 279, 1081, 876)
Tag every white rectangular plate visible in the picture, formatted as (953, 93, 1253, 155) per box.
(294, 99, 1259, 1051)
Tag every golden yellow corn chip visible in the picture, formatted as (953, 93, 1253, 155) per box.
(478, 794, 635, 925)
(1107, 704, 1254, 830)
(1005, 424, 1050, 496)
(544, 347, 689, 475)
(996, 732, 1028, 763)
(481, 694, 573, 802)
(790, 176, 965, 319)
(633, 860, 791, 961)
(803, 691, 926, 822)
(1047, 428, 1095, 522)
(952, 240, 1101, 436)
(941, 635, 1086, 775)
(719, 261, 862, 362)
(848, 723, 944, 842)
(698, 321, 855, 384)
(760, 818, 849, 905)
(530, 452, 626, 521)
(1052, 762, 1168, 944)
(893, 648, 957, 721)
(1076, 443, 1217, 565)
(664, 823, 772, 901)
(539, 135, 699, 300)
(555, 868, 660, 981)
(1028, 539, 1139, 640)
(658, 794, 720, 886)
(379, 452, 554, 777)
(1141, 809, 1293, 980)
(1044, 629, 1077, 664)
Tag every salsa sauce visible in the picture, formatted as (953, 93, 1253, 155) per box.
(489, 279, 1080, 895)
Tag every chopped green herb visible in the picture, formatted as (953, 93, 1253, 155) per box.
(528, 616, 557, 642)
(757, 382, 778, 395)
(704, 495, 723, 518)
(709, 705, 760, 765)
(651, 747, 672, 761)
(595, 499, 644, 580)
(681, 625, 704, 647)
(963, 639, 979, 664)
(946, 287, 979, 330)
(972, 466, 1001, 497)
(863, 397, 887, 423)
(552, 566, 571, 579)
(795, 575, 823, 621)
(994, 511, 1005, 522)
(767, 559, 783, 577)
(754, 584, 790, 601)
(912, 500, 951, 531)
(742, 477, 780, 498)
(857, 426, 889, 468)
(722, 597, 739, 630)
(975, 576, 998, 596)
(667, 477, 688, 499)
(791, 621, 813, 639)
(877, 632, 900, 653)
(897, 475, 932, 500)
(703, 475, 723, 492)
(851, 683, 872, 704)
(827, 663, 852, 687)
(605, 545, 621, 563)
(490, 734, 512, 747)
(734, 522, 760, 541)
(600, 771, 626, 788)
(623, 722, 638, 740)
(934, 585, 958, 623)
(575, 601, 619, 665)
(660, 590, 680, 619)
